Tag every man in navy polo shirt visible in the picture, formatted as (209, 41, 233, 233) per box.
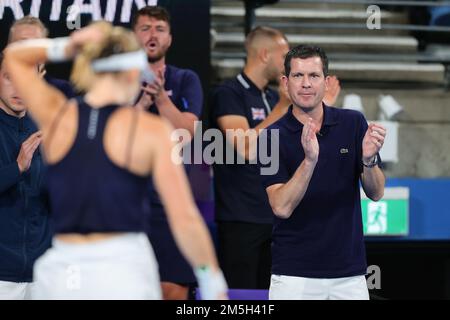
(132, 6, 203, 300)
(209, 27, 341, 290)
(261, 45, 386, 300)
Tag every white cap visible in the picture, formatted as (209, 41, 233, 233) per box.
(378, 95, 403, 120)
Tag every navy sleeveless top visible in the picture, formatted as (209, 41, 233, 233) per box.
(47, 97, 150, 234)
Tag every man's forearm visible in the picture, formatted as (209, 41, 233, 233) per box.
(254, 101, 289, 132)
(268, 159, 316, 219)
(237, 102, 290, 160)
(155, 96, 198, 136)
(361, 166, 385, 201)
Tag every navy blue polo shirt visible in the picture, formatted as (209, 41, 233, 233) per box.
(147, 65, 203, 118)
(45, 75, 76, 99)
(260, 104, 372, 278)
(210, 72, 279, 224)
(147, 65, 203, 217)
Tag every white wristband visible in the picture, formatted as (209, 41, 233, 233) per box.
(46, 37, 70, 62)
(195, 266, 228, 300)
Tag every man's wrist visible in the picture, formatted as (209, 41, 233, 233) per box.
(304, 158, 318, 168)
(363, 155, 378, 168)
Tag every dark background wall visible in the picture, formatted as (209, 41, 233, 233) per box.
(366, 241, 450, 300)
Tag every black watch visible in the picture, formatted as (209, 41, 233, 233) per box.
(363, 156, 378, 168)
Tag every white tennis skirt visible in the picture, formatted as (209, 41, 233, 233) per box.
(32, 233, 161, 300)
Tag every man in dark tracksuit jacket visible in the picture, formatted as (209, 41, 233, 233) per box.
(0, 53, 51, 299)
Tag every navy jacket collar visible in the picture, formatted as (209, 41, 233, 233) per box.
(0, 108, 33, 131)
